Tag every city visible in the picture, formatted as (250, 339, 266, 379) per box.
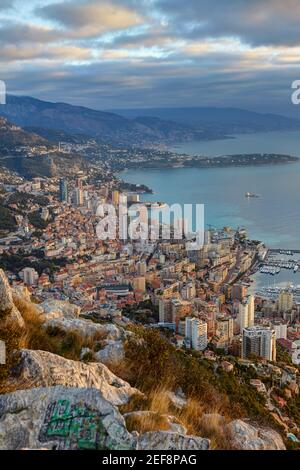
(1, 160, 300, 447)
(1, 0, 300, 458)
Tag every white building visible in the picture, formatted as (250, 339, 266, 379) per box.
(20, 267, 39, 286)
(238, 295, 254, 331)
(185, 317, 207, 351)
(271, 321, 287, 340)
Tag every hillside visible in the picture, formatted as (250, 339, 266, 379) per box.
(114, 107, 300, 134)
(0, 116, 87, 178)
(0, 96, 210, 146)
(0, 117, 47, 152)
(0, 270, 291, 450)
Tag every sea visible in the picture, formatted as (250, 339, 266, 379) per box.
(121, 130, 300, 290)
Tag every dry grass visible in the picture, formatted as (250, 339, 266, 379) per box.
(125, 411, 171, 433)
(0, 300, 234, 448)
(178, 402, 232, 449)
(0, 297, 109, 393)
(12, 296, 107, 360)
(148, 388, 172, 416)
(119, 386, 233, 449)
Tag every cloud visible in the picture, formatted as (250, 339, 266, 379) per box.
(36, 0, 144, 38)
(0, 44, 93, 62)
(155, 0, 300, 46)
(0, 0, 13, 10)
(0, 22, 60, 45)
(0, 0, 300, 114)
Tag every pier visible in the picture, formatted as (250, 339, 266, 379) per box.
(268, 249, 300, 255)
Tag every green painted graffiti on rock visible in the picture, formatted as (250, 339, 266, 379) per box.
(39, 399, 109, 450)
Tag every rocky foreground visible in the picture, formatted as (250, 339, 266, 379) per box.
(0, 269, 286, 450)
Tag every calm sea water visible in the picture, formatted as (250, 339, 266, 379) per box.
(122, 131, 300, 287)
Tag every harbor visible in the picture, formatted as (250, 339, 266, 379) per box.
(254, 285, 300, 304)
(259, 249, 300, 275)
(250, 248, 300, 301)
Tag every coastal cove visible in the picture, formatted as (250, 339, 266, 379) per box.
(121, 130, 300, 288)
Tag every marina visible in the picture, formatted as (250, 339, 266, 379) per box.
(255, 285, 300, 304)
(258, 249, 300, 275)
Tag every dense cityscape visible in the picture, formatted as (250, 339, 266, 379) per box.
(0, 132, 300, 448)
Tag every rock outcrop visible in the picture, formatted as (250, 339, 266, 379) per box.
(39, 299, 81, 319)
(44, 317, 122, 340)
(137, 431, 210, 450)
(0, 386, 135, 450)
(166, 389, 187, 410)
(95, 340, 125, 364)
(228, 419, 286, 450)
(8, 349, 140, 406)
(0, 269, 24, 328)
(12, 285, 31, 303)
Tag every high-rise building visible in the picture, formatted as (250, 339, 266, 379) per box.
(59, 179, 68, 202)
(216, 317, 234, 346)
(185, 317, 208, 351)
(278, 291, 293, 313)
(242, 326, 276, 361)
(238, 295, 254, 330)
(74, 188, 84, 206)
(159, 298, 173, 323)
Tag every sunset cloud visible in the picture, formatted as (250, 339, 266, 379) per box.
(0, 0, 300, 115)
(36, 1, 144, 38)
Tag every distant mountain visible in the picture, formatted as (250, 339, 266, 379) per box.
(113, 107, 300, 134)
(2, 97, 300, 149)
(0, 96, 211, 146)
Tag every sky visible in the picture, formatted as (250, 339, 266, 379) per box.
(1, 0, 300, 116)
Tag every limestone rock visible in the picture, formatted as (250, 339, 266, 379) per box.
(167, 389, 187, 409)
(137, 431, 210, 450)
(0, 386, 135, 450)
(0, 269, 14, 313)
(39, 299, 81, 319)
(0, 269, 24, 328)
(95, 340, 125, 364)
(9, 349, 140, 406)
(44, 317, 122, 340)
(12, 285, 31, 303)
(228, 419, 286, 450)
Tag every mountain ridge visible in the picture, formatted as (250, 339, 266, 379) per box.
(2, 96, 299, 147)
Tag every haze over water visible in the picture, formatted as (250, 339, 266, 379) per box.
(122, 130, 300, 288)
